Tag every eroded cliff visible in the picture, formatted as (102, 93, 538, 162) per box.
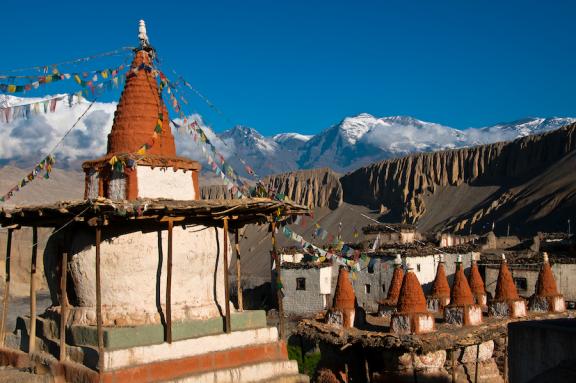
(262, 167, 343, 209)
(341, 123, 576, 233)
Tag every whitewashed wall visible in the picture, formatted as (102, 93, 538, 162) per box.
(137, 166, 195, 200)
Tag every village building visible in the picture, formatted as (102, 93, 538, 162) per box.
(362, 223, 421, 245)
(0, 21, 309, 383)
(280, 262, 332, 317)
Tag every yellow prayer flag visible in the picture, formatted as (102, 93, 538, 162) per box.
(7, 84, 16, 93)
(137, 147, 147, 155)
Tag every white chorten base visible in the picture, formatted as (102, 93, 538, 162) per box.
(45, 224, 230, 326)
(391, 312, 435, 335)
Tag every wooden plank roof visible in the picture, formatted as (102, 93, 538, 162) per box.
(0, 197, 309, 229)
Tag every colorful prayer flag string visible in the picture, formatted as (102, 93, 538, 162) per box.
(0, 155, 55, 203)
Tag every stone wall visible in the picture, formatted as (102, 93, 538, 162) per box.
(509, 318, 576, 383)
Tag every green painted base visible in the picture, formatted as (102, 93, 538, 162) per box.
(17, 310, 267, 350)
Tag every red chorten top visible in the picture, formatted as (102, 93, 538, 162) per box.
(333, 267, 355, 311)
(451, 263, 474, 305)
(430, 262, 450, 298)
(468, 261, 486, 295)
(494, 260, 520, 301)
(385, 265, 404, 304)
(535, 260, 559, 297)
(106, 49, 176, 156)
(397, 270, 428, 313)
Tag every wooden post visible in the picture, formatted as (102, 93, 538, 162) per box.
(234, 229, 243, 312)
(95, 226, 104, 378)
(474, 343, 480, 383)
(29, 226, 38, 353)
(451, 349, 456, 383)
(504, 335, 509, 383)
(271, 221, 284, 339)
(364, 355, 371, 382)
(411, 352, 419, 383)
(223, 218, 231, 333)
(59, 240, 69, 362)
(0, 228, 13, 346)
(166, 219, 173, 343)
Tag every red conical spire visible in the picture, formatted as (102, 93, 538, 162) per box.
(386, 262, 404, 305)
(431, 258, 451, 298)
(451, 260, 474, 305)
(333, 267, 355, 311)
(397, 265, 427, 313)
(468, 259, 486, 296)
(494, 255, 519, 301)
(106, 49, 176, 157)
(535, 253, 559, 297)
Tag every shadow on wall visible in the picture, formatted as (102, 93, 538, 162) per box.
(231, 282, 275, 311)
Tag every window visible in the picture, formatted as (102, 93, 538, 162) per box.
(382, 284, 386, 294)
(296, 278, 306, 291)
(514, 277, 528, 291)
(416, 264, 421, 272)
(365, 284, 371, 294)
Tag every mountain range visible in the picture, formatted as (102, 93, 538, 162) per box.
(1, 94, 575, 176)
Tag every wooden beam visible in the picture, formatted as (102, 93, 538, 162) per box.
(95, 226, 104, 379)
(29, 226, 38, 353)
(59, 238, 69, 362)
(223, 218, 231, 333)
(234, 229, 243, 312)
(159, 216, 185, 222)
(0, 228, 13, 346)
(504, 335, 509, 383)
(166, 219, 173, 343)
(271, 221, 284, 339)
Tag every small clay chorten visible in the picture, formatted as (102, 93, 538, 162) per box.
(326, 267, 356, 328)
(444, 255, 482, 326)
(468, 253, 487, 308)
(391, 262, 435, 335)
(529, 252, 565, 313)
(427, 254, 451, 312)
(488, 254, 527, 318)
(377, 254, 404, 317)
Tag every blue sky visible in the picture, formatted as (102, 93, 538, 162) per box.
(1, 0, 575, 135)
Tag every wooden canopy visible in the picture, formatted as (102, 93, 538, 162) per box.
(0, 197, 309, 229)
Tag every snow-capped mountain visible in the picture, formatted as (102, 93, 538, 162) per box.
(1, 94, 575, 176)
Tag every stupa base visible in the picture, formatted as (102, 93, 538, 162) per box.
(488, 299, 526, 318)
(426, 296, 450, 313)
(326, 309, 355, 329)
(444, 304, 483, 326)
(473, 293, 488, 308)
(529, 295, 566, 313)
(391, 312, 435, 335)
(7, 311, 307, 383)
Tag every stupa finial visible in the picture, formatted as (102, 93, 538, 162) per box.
(138, 19, 150, 48)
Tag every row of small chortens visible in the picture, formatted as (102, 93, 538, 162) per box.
(326, 251, 565, 334)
